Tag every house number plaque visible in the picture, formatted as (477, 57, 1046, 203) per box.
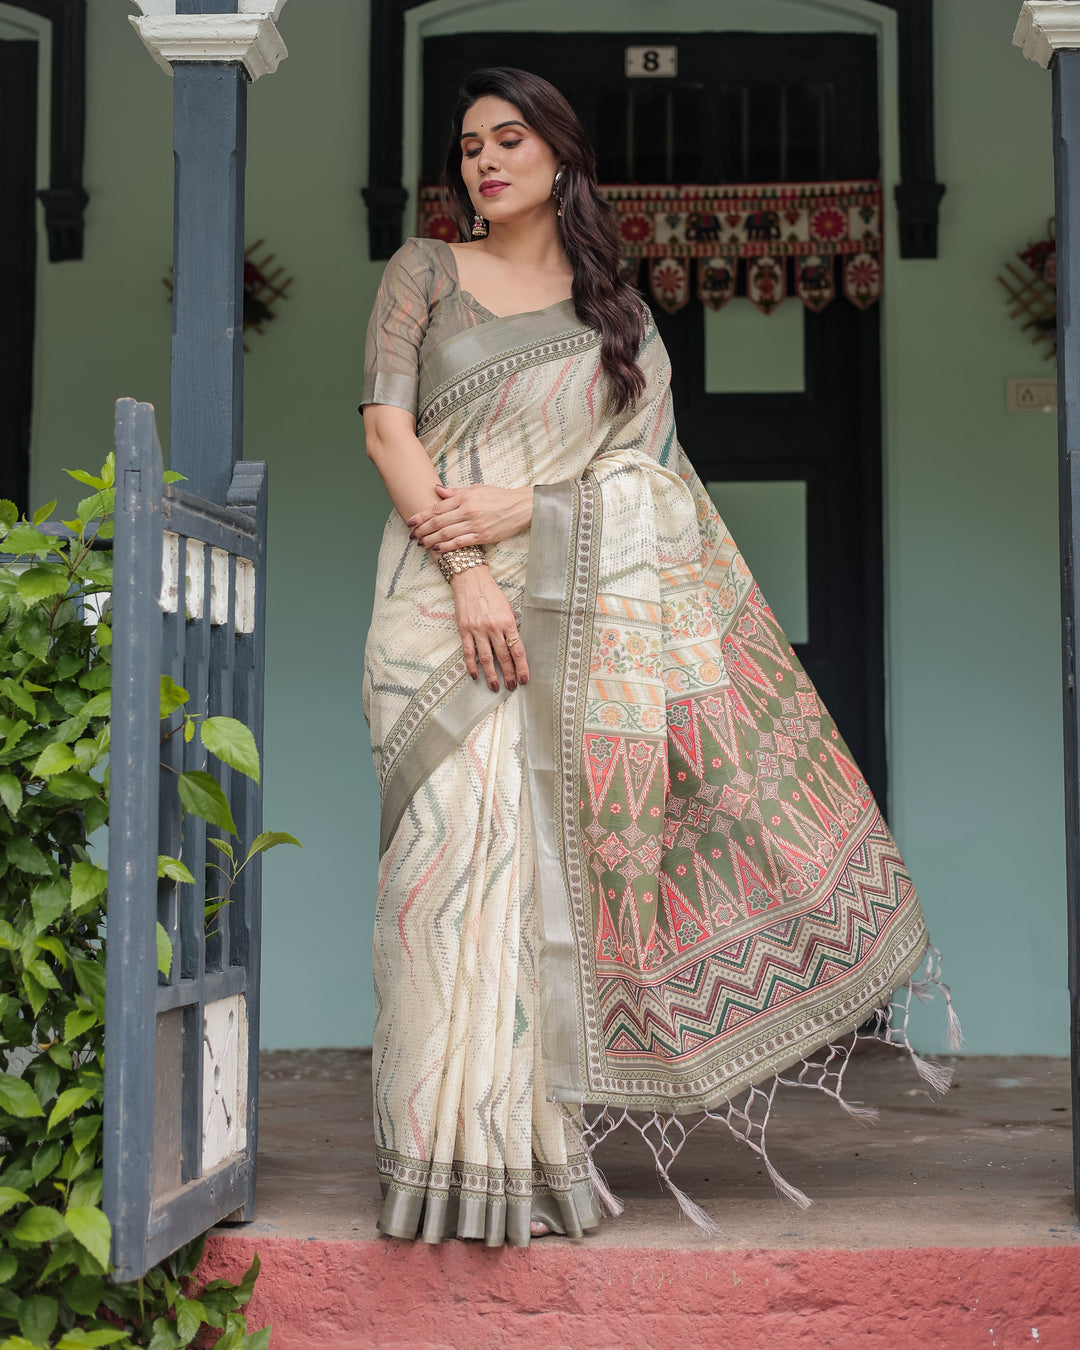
(625, 45, 678, 77)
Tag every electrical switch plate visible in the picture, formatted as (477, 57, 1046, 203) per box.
(1006, 377, 1057, 413)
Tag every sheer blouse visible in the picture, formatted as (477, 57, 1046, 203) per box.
(360, 237, 494, 416)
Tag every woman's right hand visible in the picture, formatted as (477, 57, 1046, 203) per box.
(449, 566, 529, 692)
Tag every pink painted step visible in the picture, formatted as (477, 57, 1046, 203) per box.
(203, 1232, 1080, 1349)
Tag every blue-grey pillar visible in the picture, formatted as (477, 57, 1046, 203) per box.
(1016, 0, 1080, 1217)
(1054, 45, 1080, 1218)
(170, 59, 247, 505)
(130, 0, 289, 504)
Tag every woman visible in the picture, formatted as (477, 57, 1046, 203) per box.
(361, 67, 958, 1248)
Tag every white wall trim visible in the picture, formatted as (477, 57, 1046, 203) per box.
(1014, 1, 1080, 69)
(129, 14, 288, 80)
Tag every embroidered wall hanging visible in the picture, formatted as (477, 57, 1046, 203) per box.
(417, 180, 883, 316)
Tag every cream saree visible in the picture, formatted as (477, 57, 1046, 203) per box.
(362, 239, 955, 1247)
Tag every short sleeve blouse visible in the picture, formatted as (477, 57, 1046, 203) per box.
(360, 237, 486, 416)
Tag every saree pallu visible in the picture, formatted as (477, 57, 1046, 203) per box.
(364, 302, 955, 1246)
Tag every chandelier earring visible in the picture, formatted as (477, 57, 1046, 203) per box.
(552, 169, 566, 218)
(472, 210, 488, 238)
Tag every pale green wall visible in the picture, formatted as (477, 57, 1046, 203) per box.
(20, 0, 1065, 1054)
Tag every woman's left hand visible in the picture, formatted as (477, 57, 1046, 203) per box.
(408, 484, 532, 553)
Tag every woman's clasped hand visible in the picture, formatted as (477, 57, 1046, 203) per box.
(407, 482, 532, 553)
(408, 482, 532, 694)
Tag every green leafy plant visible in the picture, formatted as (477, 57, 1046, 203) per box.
(0, 460, 288, 1348)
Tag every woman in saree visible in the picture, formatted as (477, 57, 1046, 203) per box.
(361, 67, 958, 1248)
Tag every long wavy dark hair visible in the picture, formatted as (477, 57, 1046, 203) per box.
(441, 67, 646, 413)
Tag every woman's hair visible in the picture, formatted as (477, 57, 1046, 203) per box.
(440, 67, 646, 413)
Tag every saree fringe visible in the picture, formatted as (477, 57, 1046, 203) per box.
(560, 947, 961, 1236)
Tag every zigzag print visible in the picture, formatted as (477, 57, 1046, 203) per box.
(597, 826, 917, 1062)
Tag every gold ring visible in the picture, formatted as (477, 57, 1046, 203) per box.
(506, 636, 520, 647)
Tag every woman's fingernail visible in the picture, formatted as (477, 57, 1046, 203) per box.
(490, 682, 499, 692)
(406, 516, 417, 526)
(508, 682, 516, 692)
(521, 676, 529, 685)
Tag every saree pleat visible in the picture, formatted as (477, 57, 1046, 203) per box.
(363, 239, 954, 1245)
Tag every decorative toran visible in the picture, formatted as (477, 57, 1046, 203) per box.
(418, 180, 883, 316)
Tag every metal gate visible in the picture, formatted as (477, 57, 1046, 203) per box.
(104, 398, 268, 1280)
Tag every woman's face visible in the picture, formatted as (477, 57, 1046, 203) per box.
(459, 95, 560, 228)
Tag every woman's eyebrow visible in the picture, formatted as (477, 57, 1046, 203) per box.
(460, 119, 528, 139)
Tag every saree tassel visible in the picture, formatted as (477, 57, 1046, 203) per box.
(585, 1153, 625, 1219)
(907, 977, 936, 1005)
(835, 1096, 880, 1123)
(908, 1049, 954, 1096)
(661, 1171, 719, 1236)
(764, 1156, 813, 1211)
(944, 996, 966, 1052)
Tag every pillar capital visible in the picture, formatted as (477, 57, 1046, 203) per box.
(130, 2, 288, 80)
(1015, 1, 1080, 69)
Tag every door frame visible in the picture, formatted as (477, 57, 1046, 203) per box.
(363, 0, 942, 262)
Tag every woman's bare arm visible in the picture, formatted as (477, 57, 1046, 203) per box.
(362, 401, 529, 691)
(362, 404, 443, 522)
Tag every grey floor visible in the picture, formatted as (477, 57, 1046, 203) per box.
(239, 1043, 1080, 1250)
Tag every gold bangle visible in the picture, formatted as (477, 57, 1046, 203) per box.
(437, 545, 485, 582)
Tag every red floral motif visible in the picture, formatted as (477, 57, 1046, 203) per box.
(810, 207, 845, 241)
(620, 213, 652, 243)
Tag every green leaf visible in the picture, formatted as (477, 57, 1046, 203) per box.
(31, 1140, 62, 1185)
(47, 1087, 96, 1134)
(21, 970, 47, 1018)
(31, 877, 71, 929)
(0, 498, 18, 531)
(0, 1186, 30, 1216)
(4, 524, 54, 556)
(147, 1320, 183, 1350)
(70, 959, 106, 1016)
(0, 1337, 42, 1350)
(175, 1295, 206, 1344)
(156, 923, 172, 978)
(2, 718, 28, 755)
(240, 1330, 271, 1350)
(47, 771, 100, 801)
(32, 742, 77, 777)
(59, 1273, 105, 1318)
(70, 862, 108, 914)
(64, 1007, 99, 1043)
(234, 1252, 260, 1305)
(18, 1293, 58, 1344)
(64, 469, 103, 489)
(16, 567, 68, 603)
(0, 1252, 16, 1282)
(76, 489, 115, 523)
(64, 1205, 110, 1270)
(83, 794, 108, 835)
(71, 1114, 101, 1155)
(31, 499, 57, 527)
(25, 959, 61, 992)
(177, 770, 237, 834)
(6, 836, 51, 875)
(13, 1204, 69, 1243)
(0, 678, 36, 717)
(16, 614, 50, 661)
(100, 453, 115, 487)
(158, 855, 195, 884)
(200, 717, 260, 784)
(207, 837, 235, 863)
(0, 1074, 44, 1118)
(35, 934, 68, 966)
(33, 1058, 60, 1107)
(245, 830, 302, 861)
(77, 664, 111, 692)
(160, 674, 189, 719)
(55, 1332, 128, 1350)
(0, 772, 22, 817)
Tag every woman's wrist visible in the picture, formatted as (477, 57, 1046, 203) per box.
(438, 545, 486, 582)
